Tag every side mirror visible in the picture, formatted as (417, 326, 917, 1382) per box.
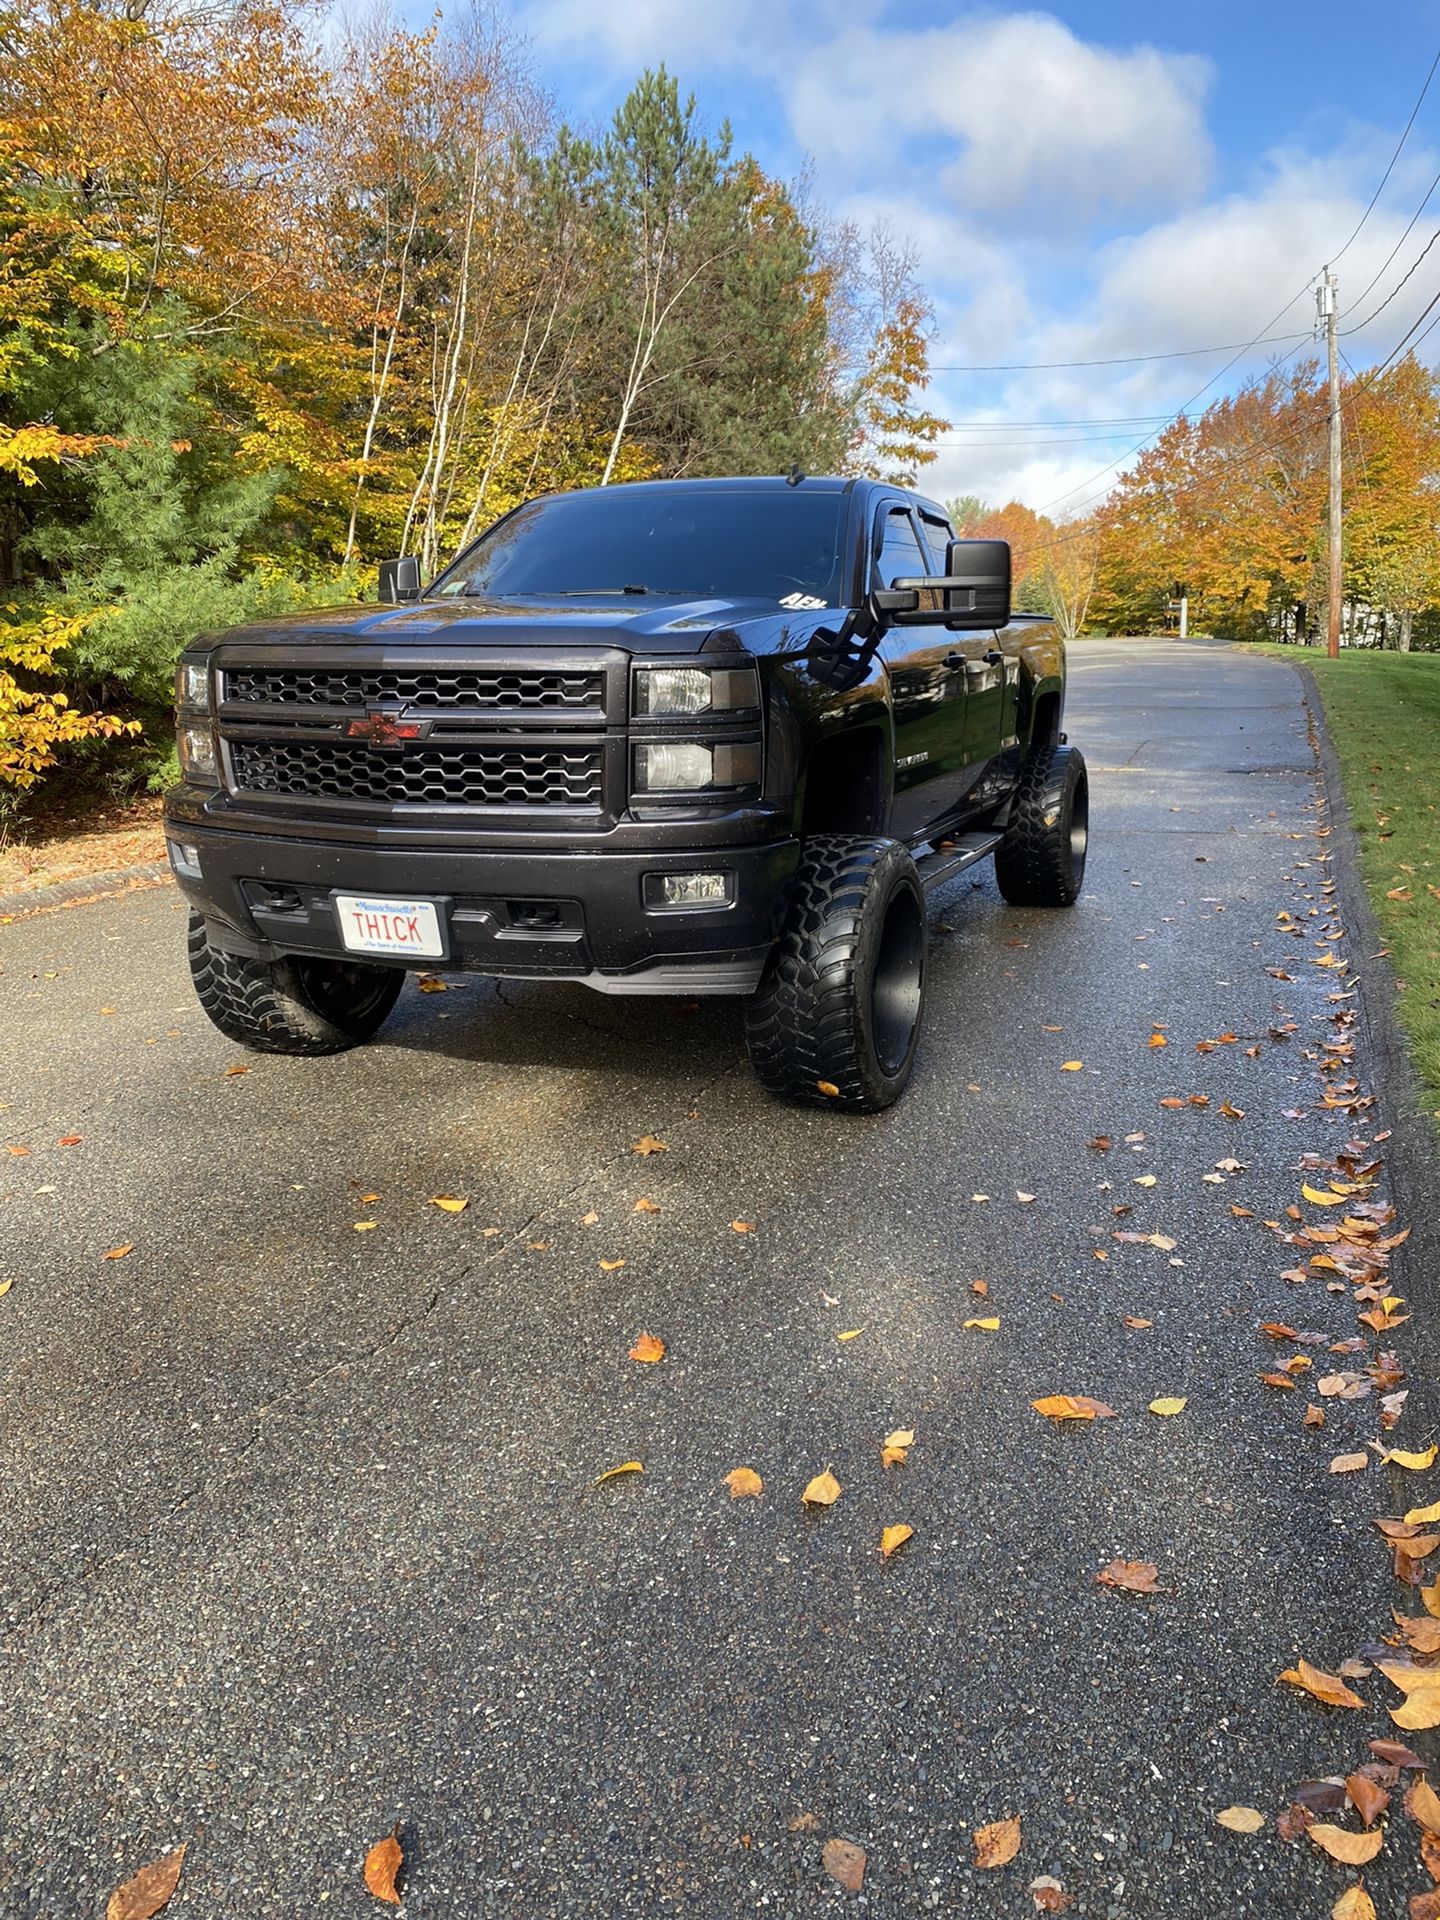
(887, 538, 1012, 631)
(378, 556, 421, 604)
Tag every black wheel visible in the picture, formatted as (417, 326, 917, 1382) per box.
(745, 836, 927, 1113)
(187, 913, 404, 1055)
(994, 743, 1089, 908)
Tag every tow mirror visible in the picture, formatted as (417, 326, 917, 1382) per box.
(886, 538, 1012, 631)
(378, 556, 422, 604)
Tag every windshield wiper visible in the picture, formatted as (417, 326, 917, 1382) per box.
(556, 585, 679, 597)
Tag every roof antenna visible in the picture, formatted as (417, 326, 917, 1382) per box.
(786, 464, 805, 487)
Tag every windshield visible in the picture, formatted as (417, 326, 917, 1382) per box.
(431, 488, 848, 605)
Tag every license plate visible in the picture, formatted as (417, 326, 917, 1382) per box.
(334, 894, 445, 959)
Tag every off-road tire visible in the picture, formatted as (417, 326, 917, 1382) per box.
(187, 913, 404, 1055)
(994, 743, 1089, 908)
(745, 836, 927, 1113)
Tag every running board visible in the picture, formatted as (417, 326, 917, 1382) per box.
(915, 831, 1003, 893)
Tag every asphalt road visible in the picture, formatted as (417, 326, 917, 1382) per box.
(2, 636, 1435, 1917)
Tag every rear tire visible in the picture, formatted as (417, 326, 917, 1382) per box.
(187, 913, 404, 1055)
(994, 743, 1089, 908)
(745, 836, 926, 1113)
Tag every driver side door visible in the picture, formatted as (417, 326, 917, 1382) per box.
(876, 504, 968, 837)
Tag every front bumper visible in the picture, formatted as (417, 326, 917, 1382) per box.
(165, 819, 799, 995)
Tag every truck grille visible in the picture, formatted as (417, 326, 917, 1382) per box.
(223, 666, 602, 710)
(229, 739, 603, 809)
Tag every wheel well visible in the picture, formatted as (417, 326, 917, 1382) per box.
(1030, 688, 1063, 746)
(799, 729, 886, 836)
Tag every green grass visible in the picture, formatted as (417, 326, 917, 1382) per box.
(1251, 645, 1440, 1113)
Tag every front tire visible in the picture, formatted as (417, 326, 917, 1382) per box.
(994, 743, 1089, 907)
(187, 914, 404, 1055)
(745, 836, 927, 1113)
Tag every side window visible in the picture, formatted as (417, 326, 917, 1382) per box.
(873, 508, 926, 590)
(919, 514, 952, 576)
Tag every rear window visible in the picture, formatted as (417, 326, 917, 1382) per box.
(432, 488, 848, 605)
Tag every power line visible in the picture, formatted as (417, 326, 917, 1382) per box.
(942, 415, 1171, 427)
(1330, 46, 1440, 264)
(936, 434, 1161, 450)
(1362, 282, 1440, 384)
(1346, 168, 1440, 311)
(931, 336, 1308, 372)
(1344, 224, 1440, 332)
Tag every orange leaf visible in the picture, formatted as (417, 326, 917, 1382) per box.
(56, 1134, 83, 1147)
(1259, 1372, 1297, 1390)
(1407, 1777, 1440, 1835)
(633, 1196, 661, 1213)
(974, 1815, 1022, 1868)
(880, 1446, 908, 1468)
(1031, 1394, 1116, 1420)
(724, 1467, 763, 1499)
(730, 1219, 756, 1233)
(363, 1825, 404, 1904)
(880, 1524, 913, 1558)
(106, 1844, 186, 1920)
(1346, 1772, 1390, 1826)
(102, 1244, 133, 1261)
(1278, 1657, 1366, 1708)
(1307, 1823, 1383, 1865)
(1148, 1032, 1168, 1049)
(631, 1135, 668, 1155)
(802, 1469, 841, 1507)
(816, 1080, 840, 1098)
(1097, 1559, 1159, 1593)
(820, 1837, 865, 1891)
(628, 1331, 665, 1363)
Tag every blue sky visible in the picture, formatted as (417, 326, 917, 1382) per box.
(465, 1, 1440, 510)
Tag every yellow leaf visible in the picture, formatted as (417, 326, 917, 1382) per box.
(1302, 1184, 1346, 1207)
(102, 1244, 133, 1260)
(1148, 1397, 1187, 1416)
(1215, 1806, 1266, 1833)
(880, 1445, 908, 1468)
(1407, 1776, 1440, 1834)
(353, 1221, 378, 1232)
(964, 1316, 1000, 1330)
(1148, 1032, 1168, 1049)
(0, 1279, 12, 1298)
(1387, 1445, 1438, 1471)
(358, 1193, 380, 1205)
(1307, 1824, 1383, 1866)
(628, 1331, 665, 1363)
(1405, 1499, 1440, 1525)
(1332, 1888, 1377, 1920)
(837, 1328, 865, 1342)
(731, 1220, 756, 1233)
(631, 1135, 668, 1155)
(880, 1523, 913, 1558)
(106, 1844, 186, 1920)
(1060, 1060, 1083, 1072)
(362, 1825, 404, 1903)
(884, 1428, 915, 1450)
(599, 1258, 626, 1273)
(596, 1461, 644, 1485)
(724, 1467, 763, 1499)
(1133, 1173, 1158, 1187)
(803, 1469, 841, 1507)
(429, 1195, 468, 1213)
(974, 1815, 1022, 1868)
(816, 1080, 840, 1097)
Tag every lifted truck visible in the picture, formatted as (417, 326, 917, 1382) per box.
(166, 476, 1088, 1111)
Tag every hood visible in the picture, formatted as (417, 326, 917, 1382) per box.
(204, 592, 829, 657)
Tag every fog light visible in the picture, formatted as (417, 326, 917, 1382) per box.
(662, 873, 727, 906)
(166, 839, 202, 876)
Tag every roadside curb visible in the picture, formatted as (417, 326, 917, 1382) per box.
(0, 860, 173, 921)
(1279, 653, 1440, 1351)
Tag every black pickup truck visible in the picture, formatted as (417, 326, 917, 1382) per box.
(166, 476, 1087, 1110)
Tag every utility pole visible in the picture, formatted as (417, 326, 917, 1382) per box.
(1318, 270, 1342, 657)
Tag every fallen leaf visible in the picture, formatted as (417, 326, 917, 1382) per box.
(416, 974, 447, 992)
(1148, 1032, 1168, 1049)
(429, 1195, 468, 1213)
(5, 1144, 30, 1157)
(1032, 1394, 1116, 1421)
(970, 1278, 990, 1297)
(1407, 1500, 1440, 1526)
(1347, 1772, 1390, 1826)
(56, 1134, 83, 1147)
(724, 1467, 763, 1499)
(581, 1210, 600, 1225)
(964, 1316, 1000, 1331)
(880, 1446, 908, 1469)
(1277, 1803, 1316, 1843)
(820, 1837, 865, 1892)
(0, 1280, 11, 1299)
(816, 1081, 841, 1098)
(1308, 1824, 1384, 1865)
(631, 1135, 668, 1155)
(837, 1328, 865, 1342)
(1060, 1060, 1083, 1072)
(1332, 1890, 1377, 1920)
(1303, 1184, 1347, 1207)
(628, 1331, 665, 1364)
(1087, 1136, 1112, 1151)
(596, 1461, 644, 1485)
(1389, 1447, 1439, 1471)
(1124, 1316, 1153, 1329)
(1279, 1658, 1367, 1708)
(353, 1221, 378, 1232)
(102, 1244, 133, 1260)
(1330, 1453, 1370, 1474)
(599, 1258, 626, 1273)
(633, 1197, 661, 1214)
(1149, 1397, 1187, 1416)
(1216, 1806, 1266, 1833)
(106, 1845, 187, 1920)
(1016, 1190, 1037, 1204)
(222, 1063, 250, 1077)
(1030, 1876, 1073, 1913)
(363, 1826, 404, 1904)
(1410, 1891, 1440, 1920)
(1370, 1738, 1427, 1768)
(1220, 1100, 1245, 1119)
(731, 1220, 756, 1233)
(1407, 1778, 1440, 1835)
(803, 1469, 841, 1507)
(880, 1524, 913, 1558)
(1260, 1372, 1297, 1390)
(1097, 1558, 1160, 1592)
(884, 1429, 915, 1450)
(1380, 1662, 1440, 1729)
(974, 1815, 1022, 1868)
(1133, 1173, 1158, 1187)
(788, 1812, 822, 1832)
(1304, 1405, 1327, 1426)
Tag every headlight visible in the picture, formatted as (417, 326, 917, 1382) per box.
(633, 740, 761, 793)
(632, 664, 758, 716)
(176, 661, 211, 710)
(177, 722, 219, 784)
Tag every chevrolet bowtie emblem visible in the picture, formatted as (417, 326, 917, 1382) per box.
(344, 706, 427, 746)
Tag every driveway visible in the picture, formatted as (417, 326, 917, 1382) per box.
(1, 637, 1432, 1915)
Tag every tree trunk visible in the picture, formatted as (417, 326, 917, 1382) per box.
(1399, 608, 1414, 652)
